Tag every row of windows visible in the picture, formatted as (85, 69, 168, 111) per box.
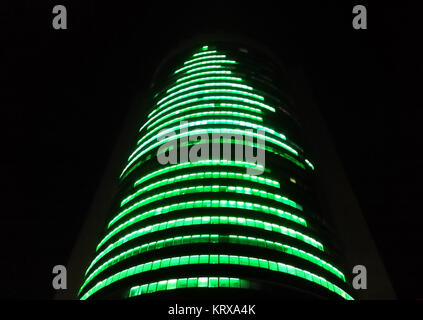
(122, 127, 307, 184)
(127, 277, 250, 298)
(135, 119, 288, 158)
(133, 160, 266, 187)
(173, 59, 237, 75)
(91, 215, 324, 278)
(100, 198, 307, 251)
(151, 92, 273, 118)
(168, 75, 244, 93)
(143, 110, 263, 144)
(133, 119, 288, 164)
(121, 171, 280, 207)
(122, 126, 297, 178)
(80, 254, 353, 300)
(150, 95, 274, 124)
(140, 102, 262, 134)
(183, 54, 228, 65)
(110, 185, 303, 227)
(158, 82, 254, 106)
(136, 117, 288, 155)
(82, 233, 344, 295)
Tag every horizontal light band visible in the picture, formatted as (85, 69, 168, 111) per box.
(147, 95, 272, 121)
(134, 160, 264, 187)
(142, 111, 263, 145)
(121, 134, 305, 182)
(84, 276, 250, 300)
(192, 50, 217, 57)
(93, 215, 323, 278)
(110, 185, 303, 227)
(133, 119, 287, 161)
(100, 199, 306, 251)
(123, 127, 298, 177)
(128, 277, 251, 298)
(142, 102, 262, 133)
(80, 254, 352, 300)
(185, 65, 224, 74)
(159, 83, 253, 106)
(168, 76, 243, 93)
(153, 89, 265, 115)
(82, 233, 344, 293)
(184, 55, 226, 65)
(305, 159, 315, 170)
(176, 71, 232, 83)
(174, 60, 237, 74)
(122, 171, 280, 206)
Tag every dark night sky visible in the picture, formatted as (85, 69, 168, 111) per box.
(2, 1, 421, 299)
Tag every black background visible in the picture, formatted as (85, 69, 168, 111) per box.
(2, 0, 421, 299)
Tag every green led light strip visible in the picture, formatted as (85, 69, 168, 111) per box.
(158, 83, 253, 106)
(141, 102, 262, 133)
(174, 60, 237, 74)
(133, 160, 265, 187)
(192, 50, 217, 57)
(133, 119, 288, 161)
(128, 277, 251, 298)
(121, 135, 305, 182)
(80, 254, 352, 300)
(152, 89, 265, 116)
(137, 113, 264, 150)
(122, 127, 298, 177)
(185, 65, 225, 74)
(176, 70, 232, 83)
(121, 171, 280, 206)
(99, 199, 307, 251)
(82, 233, 344, 294)
(92, 215, 323, 277)
(109, 185, 303, 228)
(146, 105, 260, 132)
(184, 55, 227, 65)
(152, 95, 275, 116)
(305, 159, 315, 170)
(143, 111, 263, 143)
(168, 76, 243, 93)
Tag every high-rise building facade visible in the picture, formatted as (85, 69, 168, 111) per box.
(77, 42, 355, 300)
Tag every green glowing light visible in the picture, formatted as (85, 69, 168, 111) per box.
(142, 111, 263, 144)
(184, 55, 227, 65)
(98, 199, 307, 252)
(305, 159, 315, 170)
(128, 277, 251, 298)
(168, 76, 243, 93)
(81, 233, 344, 294)
(174, 60, 237, 74)
(185, 65, 224, 74)
(91, 215, 323, 278)
(133, 119, 287, 161)
(122, 127, 297, 177)
(152, 89, 265, 116)
(109, 184, 303, 227)
(176, 71, 232, 83)
(152, 96, 275, 117)
(141, 102, 262, 133)
(192, 50, 217, 57)
(133, 160, 265, 187)
(121, 171, 280, 206)
(158, 83, 254, 106)
(80, 254, 352, 300)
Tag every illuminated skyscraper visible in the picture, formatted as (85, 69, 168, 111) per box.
(75, 42, 356, 300)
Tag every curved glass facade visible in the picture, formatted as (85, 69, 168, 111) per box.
(78, 43, 354, 300)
